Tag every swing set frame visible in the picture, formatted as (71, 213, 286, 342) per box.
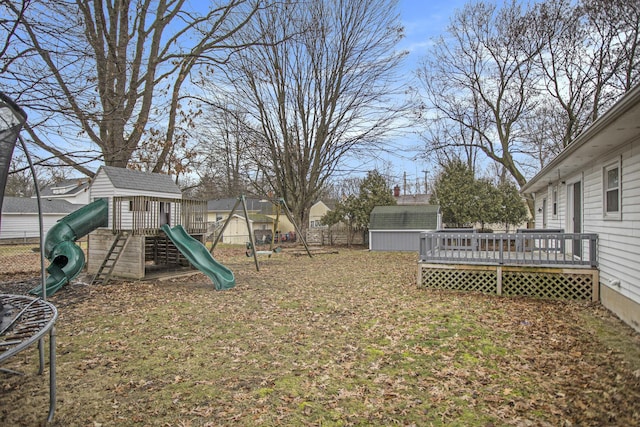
(209, 195, 312, 271)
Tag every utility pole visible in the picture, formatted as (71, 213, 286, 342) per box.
(403, 171, 407, 195)
(422, 170, 429, 194)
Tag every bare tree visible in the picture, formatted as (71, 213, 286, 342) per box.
(417, 1, 542, 197)
(531, 0, 640, 156)
(189, 104, 259, 199)
(2, 0, 264, 178)
(0, 0, 29, 73)
(202, 0, 408, 228)
(416, 0, 640, 217)
(581, 0, 640, 117)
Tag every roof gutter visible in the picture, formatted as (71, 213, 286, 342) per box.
(521, 84, 640, 194)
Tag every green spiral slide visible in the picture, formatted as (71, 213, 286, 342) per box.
(30, 199, 108, 297)
(161, 224, 236, 290)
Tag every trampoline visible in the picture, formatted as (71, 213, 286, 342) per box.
(0, 92, 58, 422)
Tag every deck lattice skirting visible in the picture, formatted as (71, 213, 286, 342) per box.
(418, 263, 599, 301)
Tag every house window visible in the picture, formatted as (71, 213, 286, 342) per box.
(604, 161, 621, 218)
(552, 187, 558, 218)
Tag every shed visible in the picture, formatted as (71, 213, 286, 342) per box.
(521, 83, 640, 333)
(369, 205, 441, 252)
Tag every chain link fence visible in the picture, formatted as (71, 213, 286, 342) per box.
(0, 240, 88, 280)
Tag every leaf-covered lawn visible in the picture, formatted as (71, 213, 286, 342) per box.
(1, 248, 639, 426)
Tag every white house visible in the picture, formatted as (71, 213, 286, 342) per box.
(39, 178, 90, 205)
(521, 84, 640, 333)
(0, 197, 79, 241)
(207, 197, 298, 244)
(0, 179, 89, 241)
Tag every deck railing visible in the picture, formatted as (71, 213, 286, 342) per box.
(419, 230, 598, 268)
(112, 196, 207, 235)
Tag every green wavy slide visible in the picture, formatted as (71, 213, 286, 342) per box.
(161, 224, 236, 290)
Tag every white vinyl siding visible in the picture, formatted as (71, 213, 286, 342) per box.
(535, 185, 566, 231)
(89, 170, 118, 229)
(89, 168, 183, 229)
(369, 230, 427, 252)
(582, 141, 640, 305)
(0, 213, 67, 239)
(535, 140, 640, 307)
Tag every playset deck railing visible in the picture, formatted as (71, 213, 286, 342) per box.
(419, 230, 598, 268)
(112, 196, 207, 235)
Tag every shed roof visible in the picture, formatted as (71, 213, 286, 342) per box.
(98, 166, 181, 194)
(249, 213, 275, 224)
(2, 196, 80, 214)
(369, 205, 439, 230)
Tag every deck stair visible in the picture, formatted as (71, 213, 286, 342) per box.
(91, 232, 131, 285)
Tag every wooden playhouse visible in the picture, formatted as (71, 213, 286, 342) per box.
(85, 166, 207, 283)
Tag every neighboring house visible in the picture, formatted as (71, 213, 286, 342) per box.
(0, 197, 79, 241)
(207, 197, 296, 244)
(393, 185, 431, 206)
(369, 205, 441, 252)
(90, 165, 183, 229)
(207, 198, 263, 223)
(0, 178, 89, 241)
(521, 83, 640, 333)
(309, 200, 332, 228)
(39, 178, 90, 205)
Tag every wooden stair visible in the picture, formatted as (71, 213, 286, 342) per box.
(91, 232, 131, 285)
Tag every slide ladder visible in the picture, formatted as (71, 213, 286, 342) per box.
(91, 232, 130, 285)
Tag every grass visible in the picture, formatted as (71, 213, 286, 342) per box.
(1, 247, 639, 426)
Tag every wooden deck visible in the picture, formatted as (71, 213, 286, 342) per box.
(419, 230, 598, 268)
(418, 231, 599, 301)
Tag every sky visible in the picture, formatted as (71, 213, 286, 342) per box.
(369, 0, 474, 193)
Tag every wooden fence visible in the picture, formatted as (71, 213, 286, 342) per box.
(306, 226, 365, 246)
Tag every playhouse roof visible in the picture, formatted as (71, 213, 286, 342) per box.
(99, 166, 181, 195)
(369, 205, 440, 230)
